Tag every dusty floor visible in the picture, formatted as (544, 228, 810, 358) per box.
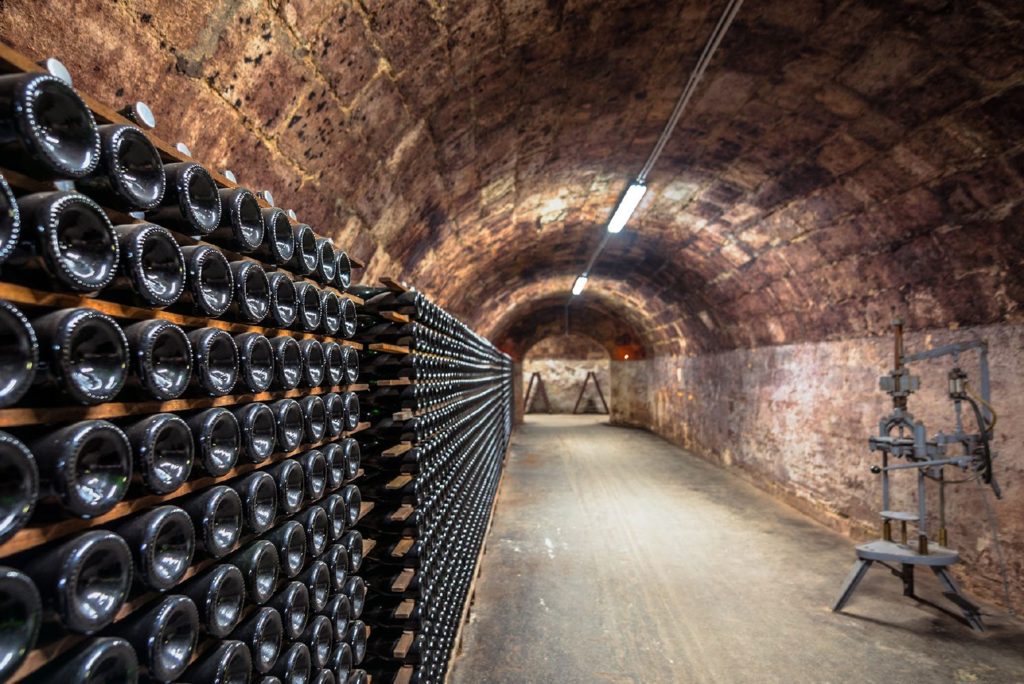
(448, 415, 1024, 684)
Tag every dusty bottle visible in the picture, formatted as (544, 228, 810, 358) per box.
(180, 639, 252, 684)
(322, 594, 352, 643)
(0, 301, 35, 406)
(314, 237, 337, 285)
(146, 162, 221, 234)
(326, 642, 353, 684)
(264, 519, 307, 579)
(345, 620, 367, 665)
(257, 207, 295, 265)
(186, 407, 241, 475)
(267, 271, 298, 328)
(21, 636, 139, 683)
(268, 580, 310, 642)
(0, 73, 100, 178)
(299, 338, 326, 387)
(294, 281, 323, 331)
(209, 187, 265, 252)
(124, 412, 194, 494)
(339, 484, 362, 529)
(365, 628, 423, 664)
(333, 251, 352, 292)
(0, 432, 36, 544)
(298, 557, 331, 612)
(322, 395, 345, 440)
(235, 332, 275, 393)
(179, 563, 247, 637)
(0, 566, 41, 680)
(0, 175, 19, 265)
(320, 289, 342, 336)
(230, 540, 281, 605)
(338, 297, 358, 339)
(22, 529, 133, 633)
(339, 530, 364, 573)
(178, 485, 243, 559)
(30, 419, 131, 518)
(298, 449, 328, 505)
(302, 613, 335, 669)
(317, 494, 348, 542)
(270, 336, 302, 390)
(341, 391, 361, 432)
(229, 471, 278, 534)
(77, 124, 165, 210)
(300, 395, 327, 444)
(179, 244, 234, 317)
(31, 308, 129, 403)
(111, 594, 198, 682)
(269, 459, 306, 516)
(111, 505, 195, 591)
(13, 192, 119, 293)
(271, 642, 312, 684)
(271, 398, 304, 452)
(229, 260, 270, 323)
(286, 224, 317, 275)
(322, 343, 344, 388)
(230, 606, 283, 674)
(123, 320, 192, 400)
(188, 327, 239, 396)
(232, 402, 277, 463)
(110, 223, 185, 307)
(341, 575, 367, 619)
(321, 544, 350, 592)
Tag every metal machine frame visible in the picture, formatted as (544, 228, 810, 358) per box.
(831, 320, 1000, 630)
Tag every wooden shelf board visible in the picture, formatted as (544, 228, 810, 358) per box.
(391, 567, 415, 593)
(379, 276, 411, 293)
(393, 630, 415, 659)
(0, 421, 368, 558)
(389, 504, 414, 523)
(379, 310, 411, 324)
(392, 537, 415, 558)
(395, 598, 416, 620)
(362, 538, 377, 556)
(357, 500, 375, 523)
(382, 442, 413, 458)
(387, 474, 414, 490)
(375, 378, 413, 387)
(369, 343, 411, 355)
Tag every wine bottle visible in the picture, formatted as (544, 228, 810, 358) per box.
(302, 613, 335, 669)
(322, 394, 345, 438)
(258, 207, 295, 265)
(235, 332, 275, 393)
(321, 544, 350, 593)
(300, 338, 325, 387)
(333, 251, 352, 292)
(342, 392, 361, 432)
(270, 337, 302, 390)
(0, 73, 100, 178)
(230, 540, 281, 605)
(209, 188, 265, 252)
(339, 345, 360, 384)
(271, 642, 312, 684)
(298, 448, 328, 504)
(229, 260, 270, 323)
(111, 505, 195, 591)
(0, 301, 36, 408)
(299, 499, 330, 555)
(0, 174, 18, 266)
(263, 520, 307, 579)
(298, 557, 331, 612)
(186, 407, 240, 475)
(294, 281, 323, 332)
(320, 289, 342, 336)
(300, 395, 327, 444)
(109, 223, 185, 306)
(230, 606, 283, 674)
(178, 485, 243, 559)
(317, 494, 347, 542)
(122, 320, 192, 400)
(322, 344, 343, 388)
(179, 639, 252, 684)
(232, 402, 277, 463)
(358, 595, 421, 629)
(111, 594, 198, 682)
(30, 307, 128, 404)
(365, 628, 423, 664)
(229, 471, 278, 534)
(0, 566, 41, 680)
(267, 271, 298, 328)
(21, 636, 139, 683)
(267, 580, 310, 640)
(22, 529, 132, 633)
(124, 412, 194, 494)
(77, 123, 165, 210)
(340, 530, 364, 573)
(325, 643, 353, 684)
(179, 563, 246, 637)
(0, 432, 36, 543)
(287, 224, 317, 275)
(339, 297, 358, 339)
(314, 237, 337, 285)
(179, 244, 234, 317)
(322, 594, 352, 643)
(339, 484, 362, 529)
(30, 419, 131, 518)
(340, 438, 361, 481)
(188, 327, 238, 396)
(271, 398, 304, 452)
(320, 442, 345, 492)
(147, 162, 221, 234)
(345, 619, 367, 665)
(341, 575, 366, 619)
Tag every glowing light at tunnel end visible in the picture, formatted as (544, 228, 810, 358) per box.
(607, 181, 647, 233)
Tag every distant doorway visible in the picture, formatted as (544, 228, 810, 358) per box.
(523, 335, 610, 414)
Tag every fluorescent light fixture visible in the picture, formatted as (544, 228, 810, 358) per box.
(572, 275, 588, 296)
(607, 181, 647, 233)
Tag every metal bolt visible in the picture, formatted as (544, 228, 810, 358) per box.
(257, 190, 275, 206)
(39, 57, 72, 85)
(222, 169, 238, 183)
(286, 209, 298, 221)
(175, 142, 192, 158)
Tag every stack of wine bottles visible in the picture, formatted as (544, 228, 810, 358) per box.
(0, 56, 375, 683)
(351, 286, 513, 684)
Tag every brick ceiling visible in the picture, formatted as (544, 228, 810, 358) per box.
(2, 0, 1021, 354)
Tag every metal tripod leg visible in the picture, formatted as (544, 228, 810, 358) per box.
(931, 567, 985, 631)
(832, 559, 873, 612)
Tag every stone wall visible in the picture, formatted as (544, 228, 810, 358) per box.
(609, 360, 652, 428)
(523, 335, 610, 414)
(645, 322, 1024, 611)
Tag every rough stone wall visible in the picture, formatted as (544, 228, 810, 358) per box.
(646, 323, 1024, 611)
(609, 360, 652, 428)
(523, 335, 610, 414)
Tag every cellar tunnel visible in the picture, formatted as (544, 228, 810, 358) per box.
(0, 0, 1022, 680)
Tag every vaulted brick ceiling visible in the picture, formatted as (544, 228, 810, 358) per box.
(2, 0, 1021, 353)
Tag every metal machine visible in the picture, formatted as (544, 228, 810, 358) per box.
(832, 319, 1000, 630)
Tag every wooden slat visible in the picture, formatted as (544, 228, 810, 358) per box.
(387, 474, 414, 490)
(375, 378, 412, 387)
(389, 504, 414, 523)
(382, 442, 413, 458)
(393, 630, 415, 659)
(391, 568, 415, 593)
(362, 538, 377, 556)
(379, 276, 410, 293)
(394, 666, 415, 684)
(357, 500, 375, 523)
(369, 343, 411, 355)
(0, 421, 369, 558)
(379, 310, 411, 324)
(394, 598, 416, 620)
(392, 410, 414, 421)
(391, 538, 415, 558)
